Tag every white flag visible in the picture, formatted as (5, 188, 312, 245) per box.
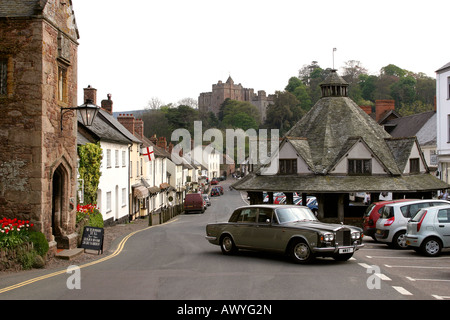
(141, 146, 154, 162)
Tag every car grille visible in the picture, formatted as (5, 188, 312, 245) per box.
(336, 229, 351, 246)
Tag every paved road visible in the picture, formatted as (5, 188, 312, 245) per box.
(1, 179, 448, 301)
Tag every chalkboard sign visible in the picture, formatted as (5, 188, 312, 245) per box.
(80, 226, 104, 254)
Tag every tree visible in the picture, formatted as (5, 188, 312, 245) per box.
(146, 97, 164, 110)
(390, 75, 417, 107)
(221, 100, 260, 130)
(264, 91, 300, 135)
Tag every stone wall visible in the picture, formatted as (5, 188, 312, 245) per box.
(0, 0, 80, 251)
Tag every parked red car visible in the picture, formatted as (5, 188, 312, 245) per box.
(363, 199, 414, 240)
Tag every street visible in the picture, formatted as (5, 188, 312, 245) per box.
(1, 179, 449, 301)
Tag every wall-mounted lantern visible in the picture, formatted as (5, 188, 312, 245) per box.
(61, 99, 100, 131)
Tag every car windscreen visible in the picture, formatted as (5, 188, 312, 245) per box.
(276, 207, 317, 223)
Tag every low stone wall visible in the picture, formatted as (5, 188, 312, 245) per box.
(0, 242, 33, 272)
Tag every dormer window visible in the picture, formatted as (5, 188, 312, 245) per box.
(279, 159, 297, 174)
(348, 159, 371, 175)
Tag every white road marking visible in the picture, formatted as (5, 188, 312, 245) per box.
(392, 286, 413, 296)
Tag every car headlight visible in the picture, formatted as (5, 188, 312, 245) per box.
(323, 233, 334, 242)
(351, 232, 360, 240)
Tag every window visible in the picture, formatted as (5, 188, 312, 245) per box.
(258, 208, 273, 224)
(115, 150, 119, 168)
(409, 158, 420, 173)
(58, 65, 68, 103)
(448, 115, 450, 142)
(448, 77, 450, 100)
(348, 159, 371, 175)
(122, 188, 127, 207)
(237, 208, 257, 223)
(106, 149, 111, 168)
(0, 58, 7, 96)
(122, 151, 126, 167)
(438, 209, 450, 223)
(279, 159, 297, 174)
(130, 161, 133, 178)
(106, 191, 112, 212)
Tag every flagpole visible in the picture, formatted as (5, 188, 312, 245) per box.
(333, 48, 337, 70)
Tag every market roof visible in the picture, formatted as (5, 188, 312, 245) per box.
(233, 172, 449, 193)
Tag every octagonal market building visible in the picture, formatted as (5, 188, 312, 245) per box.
(232, 70, 449, 222)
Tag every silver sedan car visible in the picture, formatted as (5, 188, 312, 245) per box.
(205, 205, 364, 264)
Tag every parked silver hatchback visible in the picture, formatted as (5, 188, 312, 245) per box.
(406, 205, 450, 256)
(375, 199, 450, 249)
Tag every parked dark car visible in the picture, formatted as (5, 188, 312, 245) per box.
(205, 205, 364, 264)
(184, 193, 205, 214)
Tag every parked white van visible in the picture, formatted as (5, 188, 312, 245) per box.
(375, 199, 450, 249)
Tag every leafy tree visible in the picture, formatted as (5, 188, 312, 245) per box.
(397, 100, 434, 116)
(264, 91, 300, 135)
(221, 100, 260, 130)
(381, 64, 407, 78)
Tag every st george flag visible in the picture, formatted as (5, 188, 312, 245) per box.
(141, 146, 154, 162)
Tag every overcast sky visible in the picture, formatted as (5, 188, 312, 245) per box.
(73, 0, 450, 112)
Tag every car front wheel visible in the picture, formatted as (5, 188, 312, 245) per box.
(220, 234, 237, 255)
(289, 239, 315, 264)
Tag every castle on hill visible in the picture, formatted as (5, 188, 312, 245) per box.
(198, 76, 274, 122)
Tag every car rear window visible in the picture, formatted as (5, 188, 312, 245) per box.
(381, 206, 394, 219)
(364, 204, 376, 217)
(411, 209, 426, 222)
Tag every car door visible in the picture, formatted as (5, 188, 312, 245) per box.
(246, 208, 283, 252)
(231, 207, 258, 248)
(436, 208, 450, 247)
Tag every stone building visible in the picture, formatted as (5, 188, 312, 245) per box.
(198, 76, 274, 122)
(0, 0, 80, 252)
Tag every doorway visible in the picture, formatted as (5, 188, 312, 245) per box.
(52, 165, 66, 247)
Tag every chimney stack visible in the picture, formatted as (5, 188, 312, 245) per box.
(375, 100, 395, 122)
(134, 118, 144, 138)
(117, 114, 135, 136)
(83, 85, 97, 105)
(101, 94, 113, 114)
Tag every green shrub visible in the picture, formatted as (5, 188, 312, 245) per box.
(28, 231, 49, 257)
(18, 249, 37, 270)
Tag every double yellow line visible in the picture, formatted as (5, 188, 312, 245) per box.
(0, 219, 177, 294)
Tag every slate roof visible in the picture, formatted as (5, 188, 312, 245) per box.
(436, 62, 450, 73)
(285, 95, 400, 175)
(383, 111, 436, 146)
(232, 172, 448, 193)
(232, 70, 448, 193)
(77, 109, 141, 145)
